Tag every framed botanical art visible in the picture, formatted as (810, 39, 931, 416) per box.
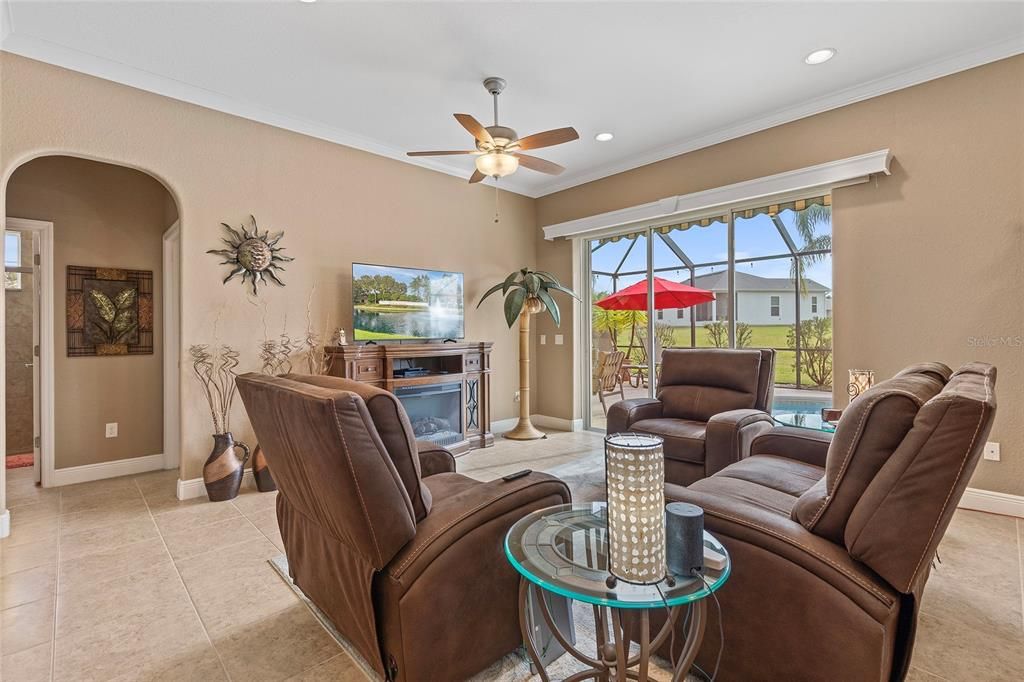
(66, 265, 154, 356)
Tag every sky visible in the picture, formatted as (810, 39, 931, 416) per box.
(591, 209, 833, 294)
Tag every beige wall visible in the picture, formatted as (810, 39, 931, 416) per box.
(6, 156, 169, 468)
(535, 55, 1024, 496)
(0, 53, 538, 481)
(4, 230, 34, 455)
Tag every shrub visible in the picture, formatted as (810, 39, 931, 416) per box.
(787, 318, 833, 388)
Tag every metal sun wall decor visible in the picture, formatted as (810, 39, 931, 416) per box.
(208, 215, 294, 295)
(66, 266, 154, 356)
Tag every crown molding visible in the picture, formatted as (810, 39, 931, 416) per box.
(536, 34, 1024, 197)
(2, 11, 1020, 201)
(0, 28, 540, 197)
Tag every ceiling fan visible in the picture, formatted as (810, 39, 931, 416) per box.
(407, 77, 579, 184)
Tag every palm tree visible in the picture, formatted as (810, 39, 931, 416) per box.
(790, 204, 832, 294)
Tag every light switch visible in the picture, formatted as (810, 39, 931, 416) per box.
(554, 334, 564, 345)
(105, 423, 118, 438)
(540, 335, 547, 345)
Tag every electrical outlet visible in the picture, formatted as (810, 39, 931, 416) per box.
(983, 442, 1000, 461)
(540, 334, 547, 345)
(105, 422, 118, 438)
(513, 391, 521, 403)
(554, 334, 564, 345)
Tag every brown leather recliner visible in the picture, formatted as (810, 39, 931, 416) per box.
(236, 373, 571, 682)
(660, 361, 997, 681)
(607, 348, 776, 485)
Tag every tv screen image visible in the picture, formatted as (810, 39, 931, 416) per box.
(352, 263, 465, 341)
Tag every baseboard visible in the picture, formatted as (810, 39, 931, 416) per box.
(51, 453, 165, 487)
(492, 415, 585, 434)
(177, 470, 255, 501)
(958, 487, 1024, 519)
(0, 509, 10, 538)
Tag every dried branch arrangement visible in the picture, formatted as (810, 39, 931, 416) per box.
(190, 344, 241, 434)
(302, 286, 335, 376)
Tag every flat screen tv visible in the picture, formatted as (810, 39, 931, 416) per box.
(352, 263, 465, 342)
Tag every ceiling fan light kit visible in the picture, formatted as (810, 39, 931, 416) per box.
(407, 76, 579, 184)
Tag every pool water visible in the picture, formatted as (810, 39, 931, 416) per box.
(771, 398, 831, 416)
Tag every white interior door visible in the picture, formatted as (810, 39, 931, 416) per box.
(31, 232, 41, 484)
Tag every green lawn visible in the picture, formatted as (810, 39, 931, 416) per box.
(608, 324, 831, 388)
(354, 329, 418, 340)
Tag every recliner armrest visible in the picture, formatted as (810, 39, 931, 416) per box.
(383, 472, 570, 588)
(750, 426, 832, 467)
(607, 398, 663, 433)
(415, 440, 456, 477)
(705, 409, 775, 475)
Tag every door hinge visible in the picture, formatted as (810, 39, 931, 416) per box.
(34, 253, 41, 266)
(34, 344, 40, 357)
(34, 436, 41, 448)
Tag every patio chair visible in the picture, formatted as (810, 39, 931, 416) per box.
(592, 350, 626, 414)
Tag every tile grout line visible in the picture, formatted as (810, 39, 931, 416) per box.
(1017, 518, 1023, 634)
(134, 478, 235, 682)
(48, 489, 62, 682)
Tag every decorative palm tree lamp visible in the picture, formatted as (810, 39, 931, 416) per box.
(478, 268, 579, 440)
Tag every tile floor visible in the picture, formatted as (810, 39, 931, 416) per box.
(1, 430, 1022, 681)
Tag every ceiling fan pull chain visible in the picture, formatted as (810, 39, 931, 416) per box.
(494, 183, 500, 223)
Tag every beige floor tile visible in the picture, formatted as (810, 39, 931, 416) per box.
(153, 499, 242, 535)
(6, 485, 60, 510)
(177, 537, 299, 637)
(52, 598, 213, 682)
(286, 653, 369, 681)
(5, 497, 60, 523)
(1, 597, 54, 656)
(1, 539, 58, 576)
(1, 516, 59, 549)
(1, 640, 52, 682)
(59, 515, 160, 561)
(265, 528, 286, 552)
(1, 563, 57, 610)
(246, 507, 281, 535)
(911, 611, 1024, 681)
(214, 604, 341, 681)
(58, 501, 151, 536)
(57, 537, 169, 593)
(162, 515, 264, 561)
(56, 561, 189, 639)
(232, 488, 279, 516)
(906, 667, 949, 681)
(141, 487, 207, 514)
(57, 474, 139, 500)
(59, 485, 145, 515)
(134, 468, 179, 490)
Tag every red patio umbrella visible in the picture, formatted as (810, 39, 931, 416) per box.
(595, 276, 714, 311)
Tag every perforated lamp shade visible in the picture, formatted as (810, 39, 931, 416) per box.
(848, 369, 875, 399)
(604, 433, 666, 584)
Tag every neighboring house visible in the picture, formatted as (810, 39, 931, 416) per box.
(657, 271, 831, 327)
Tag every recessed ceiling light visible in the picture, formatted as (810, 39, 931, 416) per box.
(595, 132, 614, 142)
(804, 48, 837, 65)
(300, 0, 317, 3)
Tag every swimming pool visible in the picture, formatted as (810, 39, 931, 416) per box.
(771, 396, 831, 416)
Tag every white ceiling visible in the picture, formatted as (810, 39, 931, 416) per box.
(2, 1, 1022, 197)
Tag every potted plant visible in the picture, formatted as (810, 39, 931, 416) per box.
(478, 268, 579, 440)
(190, 344, 250, 501)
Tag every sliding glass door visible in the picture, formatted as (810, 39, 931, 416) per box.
(584, 194, 832, 431)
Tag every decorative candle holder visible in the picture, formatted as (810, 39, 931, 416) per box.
(604, 433, 666, 585)
(848, 369, 875, 400)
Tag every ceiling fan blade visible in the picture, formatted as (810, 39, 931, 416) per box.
(514, 153, 565, 175)
(469, 169, 486, 183)
(515, 127, 579, 151)
(454, 114, 494, 144)
(407, 150, 477, 156)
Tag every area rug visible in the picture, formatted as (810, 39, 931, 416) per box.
(5, 452, 33, 469)
(269, 553, 696, 681)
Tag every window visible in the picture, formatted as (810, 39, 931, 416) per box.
(4, 231, 22, 290)
(770, 295, 780, 317)
(675, 308, 684, 319)
(811, 296, 818, 314)
(656, 310, 663, 320)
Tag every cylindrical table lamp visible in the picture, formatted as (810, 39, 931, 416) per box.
(604, 433, 665, 585)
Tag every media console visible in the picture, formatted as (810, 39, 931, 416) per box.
(325, 341, 493, 455)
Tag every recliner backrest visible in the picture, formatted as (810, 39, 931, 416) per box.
(283, 373, 432, 521)
(656, 348, 771, 421)
(844, 363, 996, 593)
(792, 366, 948, 542)
(236, 373, 417, 570)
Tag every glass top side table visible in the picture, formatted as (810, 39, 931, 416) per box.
(504, 503, 731, 681)
(772, 412, 837, 433)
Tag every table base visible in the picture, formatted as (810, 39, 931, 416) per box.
(519, 579, 706, 682)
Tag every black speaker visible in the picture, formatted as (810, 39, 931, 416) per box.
(666, 502, 704, 576)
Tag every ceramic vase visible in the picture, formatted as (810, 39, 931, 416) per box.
(251, 444, 277, 492)
(203, 432, 250, 502)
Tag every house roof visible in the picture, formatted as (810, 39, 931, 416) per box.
(689, 270, 830, 293)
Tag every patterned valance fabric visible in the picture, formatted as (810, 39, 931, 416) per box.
(595, 194, 830, 246)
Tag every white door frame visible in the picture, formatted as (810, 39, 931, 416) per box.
(162, 221, 181, 471)
(5, 218, 55, 487)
